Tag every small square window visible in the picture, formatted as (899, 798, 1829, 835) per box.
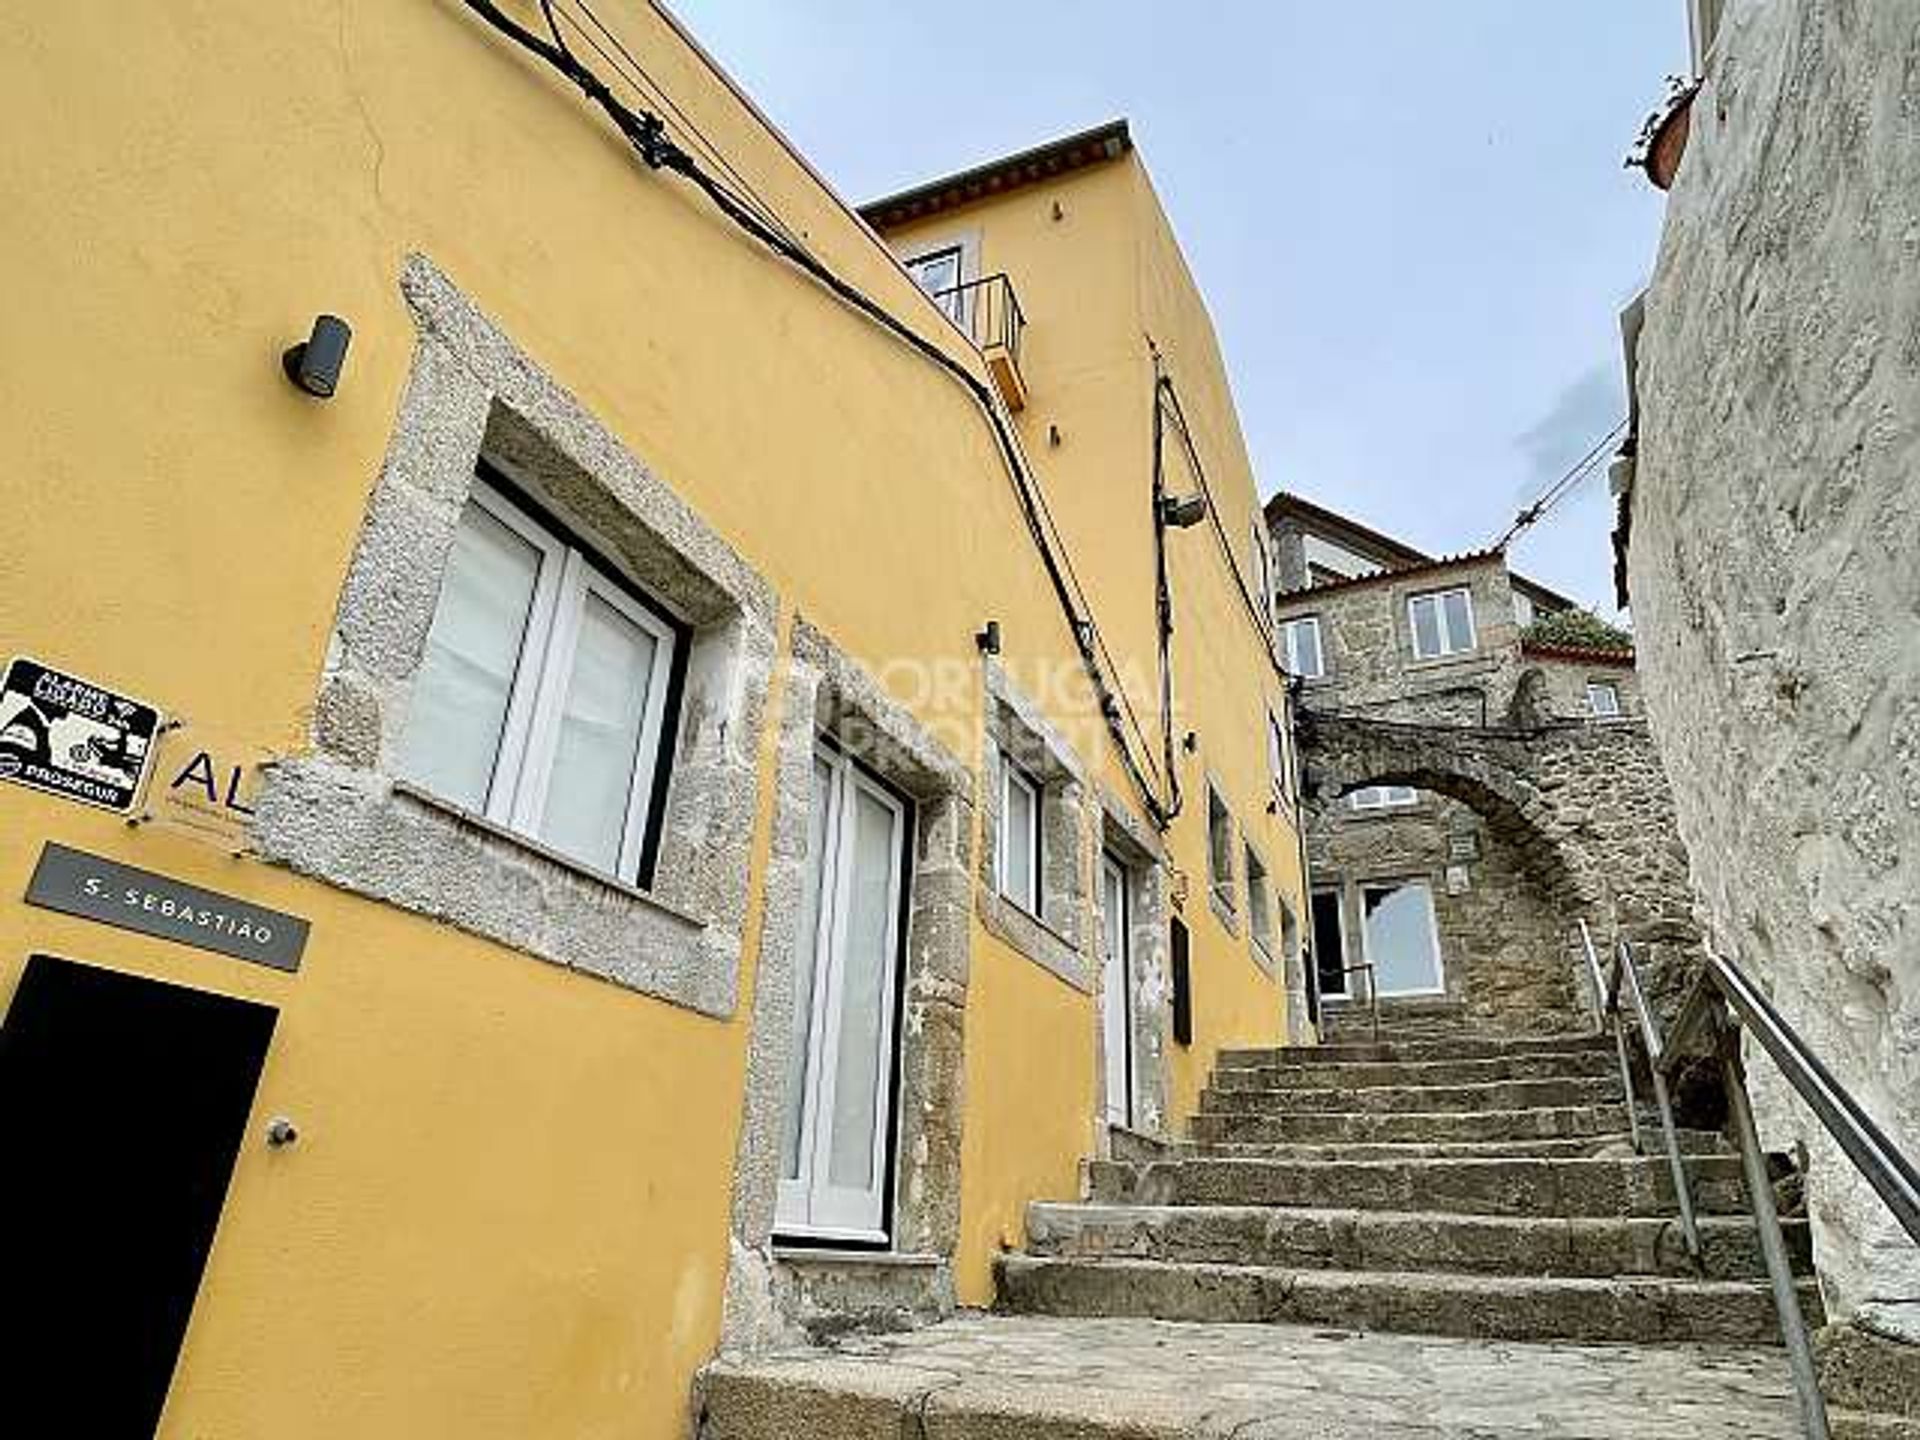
(1587, 682, 1621, 718)
(998, 753, 1044, 916)
(1207, 787, 1236, 909)
(397, 471, 683, 886)
(1408, 587, 1476, 660)
(1281, 616, 1325, 678)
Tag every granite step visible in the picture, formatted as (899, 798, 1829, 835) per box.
(1181, 1129, 1726, 1162)
(1087, 1154, 1750, 1217)
(1215, 1049, 1622, 1093)
(1190, 1102, 1629, 1147)
(996, 1254, 1824, 1346)
(696, 1313, 1804, 1439)
(1025, 1202, 1809, 1281)
(1219, 1033, 1615, 1068)
(1198, 1073, 1625, 1116)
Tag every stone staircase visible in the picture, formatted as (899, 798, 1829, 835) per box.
(998, 1029, 1820, 1345)
(698, 1025, 1830, 1437)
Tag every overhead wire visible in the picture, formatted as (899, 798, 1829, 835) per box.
(1491, 418, 1628, 551)
(456, 0, 1175, 824)
(554, 0, 802, 248)
(1152, 361, 1290, 680)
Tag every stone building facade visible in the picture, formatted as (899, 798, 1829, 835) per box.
(1266, 494, 1671, 1037)
(1623, 0, 1920, 1346)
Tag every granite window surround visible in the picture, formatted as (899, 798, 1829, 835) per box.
(721, 615, 976, 1351)
(1205, 779, 1240, 935)
(1244, 840, 1277, 975)
(976, 660, 1094, 993)
(251, 253, 776, 1020)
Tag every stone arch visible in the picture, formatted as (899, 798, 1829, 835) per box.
(1296, 712, 1704, 1026)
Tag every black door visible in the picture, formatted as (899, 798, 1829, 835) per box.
(1310, 890, 1348, 1000)
(0, 954, 277, 1437)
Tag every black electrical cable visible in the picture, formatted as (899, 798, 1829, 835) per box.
(556, 0, 802, 248)
(1148, 369, 1185, 825)
(454, 0, 1175, 826)
(1153, 365, 1291, 685)
(1491, 418, 1627, 551)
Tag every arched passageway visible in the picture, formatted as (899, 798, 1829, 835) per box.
(1297, 712, 1702, 1032)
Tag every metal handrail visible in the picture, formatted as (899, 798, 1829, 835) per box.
(1664, 949, 1920, 1246)
(1578, 923, 1702, 1262)
(1338, 959, 1381, 1045)
(1655, 946, 1920, 1440)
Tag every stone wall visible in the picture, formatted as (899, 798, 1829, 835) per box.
(1520, 651, 1644, 725)
(1629, 0, 1920, 1343)
(1279, 555, 1530, 726)
(1308, 792, 1583, 1035)
(1299, 712, 1702, 1017)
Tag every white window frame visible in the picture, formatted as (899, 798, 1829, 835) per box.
(1349, 784, 1419, 812)
(1206, 786, 1236, 911)
(1281, 615, 1325, 679)
(1408, 586, 1477, 660)
(901, 233, 978, 330)
(1245, 844, 1275, 961)
(1587, 681, 1622, 718)
(1267, 710, 1291, 803)
(1099, 850, 1132, 1129)
(777, 740, 910, 1244)
(1359, 877, 1447, 999)
(399, 474, 681, 885)
(997, 752, 1045, 918)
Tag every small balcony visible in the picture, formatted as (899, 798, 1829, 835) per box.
(932, 272, 1028, 411)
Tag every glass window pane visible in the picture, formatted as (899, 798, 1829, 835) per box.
(399, 503, 543, 811)
(1442, 590, 1474, 651)
(1411, 597, 1442, 658)
(827, 786, 898, 1189)
(780, 756, 834, 1183)
(1002, 766, 1037, 909)
(1300, 621, 1322, 676)
(540, 591, 659, 874)
(1364, 881, 1443, 995)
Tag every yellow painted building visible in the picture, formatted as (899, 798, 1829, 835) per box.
(0, 4, 1307, 1436)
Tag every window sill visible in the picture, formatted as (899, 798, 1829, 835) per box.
(391, 781, 708, 929)
(1249, 937, 1277, 977)
(979, 888, 1091, 993)
(252, 757, 730, 1015)
(1404, 650, 1489, 674)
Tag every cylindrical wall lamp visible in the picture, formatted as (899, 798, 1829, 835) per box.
(283, 315, 352, 398)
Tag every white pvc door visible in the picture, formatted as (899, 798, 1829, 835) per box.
(776, 744, 909, 1243)
(1100, 853, 1132, 1128)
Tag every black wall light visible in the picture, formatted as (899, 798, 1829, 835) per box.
(283, 315, 352, 398)
(1158, 492, 1209, 529)
(974, 619, 1002, 656)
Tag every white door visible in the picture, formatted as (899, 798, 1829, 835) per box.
(1100, 853, 1132, 1129)
(776, 744, 910, 1243)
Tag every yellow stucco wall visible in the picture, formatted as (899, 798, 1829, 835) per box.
(1, 2, 1305, 1434)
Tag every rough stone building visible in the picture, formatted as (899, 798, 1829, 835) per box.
(1265, 494, 1681, 1036)
(1622, 0, 1920, 1356)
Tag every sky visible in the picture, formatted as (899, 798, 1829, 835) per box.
(674, 2, 1690, 619)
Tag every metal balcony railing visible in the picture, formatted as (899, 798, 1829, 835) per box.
(931, 273, 1027, 409)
